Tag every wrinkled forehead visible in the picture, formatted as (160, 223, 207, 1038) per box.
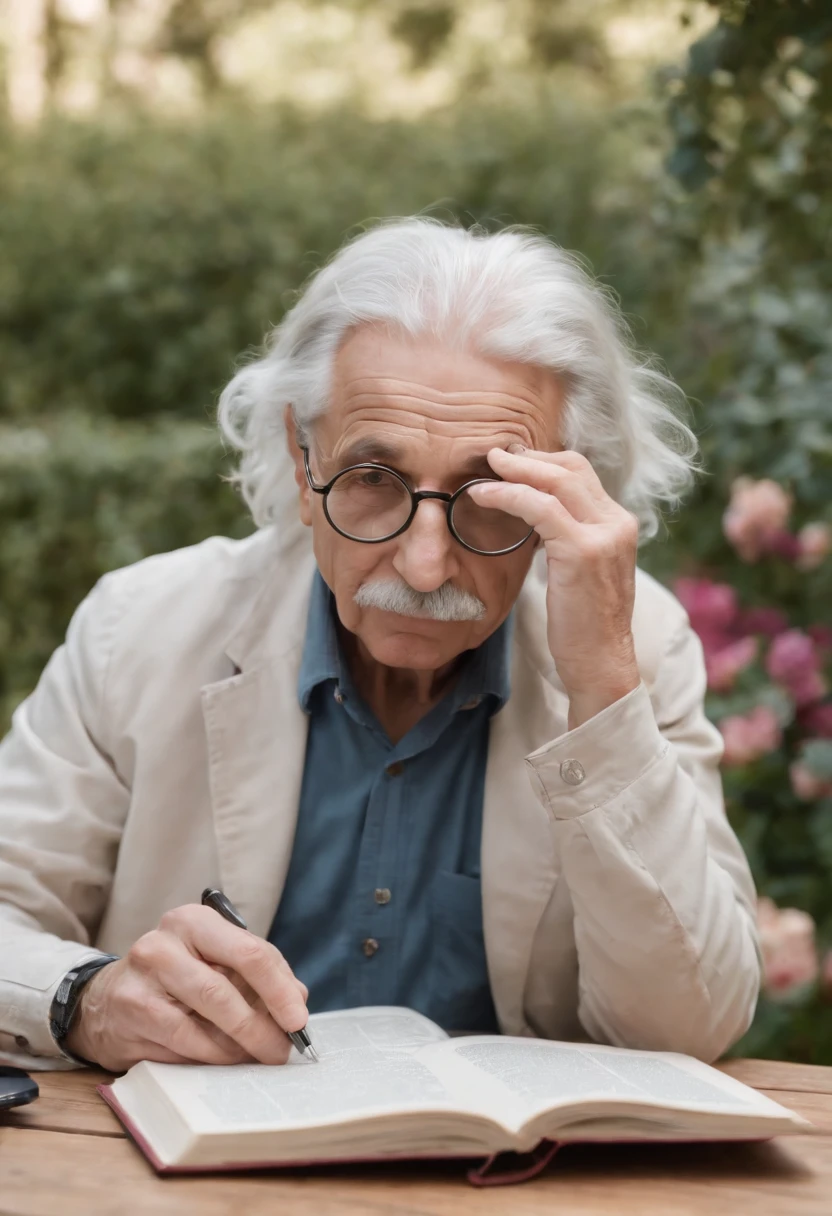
(312, 326, 562, 477)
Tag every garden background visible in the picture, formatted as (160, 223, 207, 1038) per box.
(1, 0, 831, 1062)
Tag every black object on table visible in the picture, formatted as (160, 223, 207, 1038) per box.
(0, 1066, 39, 1110)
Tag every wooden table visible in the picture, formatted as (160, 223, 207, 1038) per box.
(1, 1060, 831, 1215)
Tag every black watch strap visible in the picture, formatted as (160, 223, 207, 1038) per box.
(49, 955, 119, 1064)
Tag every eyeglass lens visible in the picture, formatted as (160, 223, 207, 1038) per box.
(324, 466, 531, 553)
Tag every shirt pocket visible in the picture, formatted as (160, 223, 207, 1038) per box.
(428, 870, 497, 1033)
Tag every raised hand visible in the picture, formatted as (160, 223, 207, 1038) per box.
(470, 446, 641, 729)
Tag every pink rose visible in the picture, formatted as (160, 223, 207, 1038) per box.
(757, 897, 819, 996)
(766, 630, 828, 706)
(790, 760, 832, 801)
(796, 522, 831, 572)
(719, 705, 783, 766)
(798, 702, 832, 738)
(723, 477, 793, 562)
(706, 636, 758, 692)
(673, 578, 738, 654)
(808, 625, 832, 655)
(740, 606, 789, 638)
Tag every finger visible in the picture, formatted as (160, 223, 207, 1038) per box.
(468, 479, 580, 544)
(145, 996, 254, 1065)
(136, 1043, 194, 1065)
(222, 964, 308, 1007)
(178, 910, 310, 1034)
(192, 1011, 258, 1062)
(506, 446, 610, 500)
(488, 448, 604, 523)
(208, 955, 308, 1036)
(156, 944, 294, 1064)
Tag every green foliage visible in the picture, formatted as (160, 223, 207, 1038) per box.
(655, 0, 832, 1063)
(658, 0, 832, 524)
(0, 417, 252, 729)
(0, 97, 671, 425)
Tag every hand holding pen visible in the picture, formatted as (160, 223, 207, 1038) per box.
(201, 888, 319, 1062)
(65, 892, 315, 1072)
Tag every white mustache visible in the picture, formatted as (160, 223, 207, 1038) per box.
(354, 578, 487, 622)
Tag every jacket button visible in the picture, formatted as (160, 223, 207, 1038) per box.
(559, 758, 586, 786)
(14, 1034, 29, 1049)
(362, 938, 380, 957)
(374, 888, 392, 905)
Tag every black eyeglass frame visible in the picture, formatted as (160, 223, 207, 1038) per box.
(301, 446, 534, 557)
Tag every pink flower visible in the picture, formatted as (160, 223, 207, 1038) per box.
(719, 705, 783, 766)
(766, 630, 828, 707)
(808, 625, 832, 655)
(740, 606, 789, 638)
(706, 636, 758, 692)
(798, 702, 832, 738)
(790, 760, 832, 801)
(796, 522, 831, 572)
(757, 897, 819, 996)
(673, 578, 738, 655)
(673, 578, 738, 632)
(723, 477, 794, 562)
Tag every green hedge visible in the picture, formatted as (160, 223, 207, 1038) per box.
(0, 417, 252, 728)
(0, 98, 677, 424)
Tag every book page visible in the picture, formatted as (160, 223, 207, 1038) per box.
(434, 1036, 779, 1125)
(142, 1006, 478, 1134)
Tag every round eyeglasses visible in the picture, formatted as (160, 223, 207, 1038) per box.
(302, 447, 534, 557)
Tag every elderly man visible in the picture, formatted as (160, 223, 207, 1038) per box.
(0, 219, 760, 1073)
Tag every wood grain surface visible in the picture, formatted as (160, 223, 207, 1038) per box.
(1, 1061, 831, 1215)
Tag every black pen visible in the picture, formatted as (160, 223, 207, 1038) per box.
(200, 887, 319, 1062)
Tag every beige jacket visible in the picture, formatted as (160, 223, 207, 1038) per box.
(0, 525, 760, 1069)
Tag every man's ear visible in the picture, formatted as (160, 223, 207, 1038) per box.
(284, 405, 313, 527)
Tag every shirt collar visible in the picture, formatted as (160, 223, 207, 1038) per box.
(297, 569, 512, 714)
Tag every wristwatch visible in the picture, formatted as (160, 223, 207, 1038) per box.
(49, 955, 119, 1064)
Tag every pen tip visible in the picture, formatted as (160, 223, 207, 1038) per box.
(306, 1045, 320, 1063)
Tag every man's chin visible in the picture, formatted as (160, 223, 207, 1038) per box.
(357, 616, 475, 669)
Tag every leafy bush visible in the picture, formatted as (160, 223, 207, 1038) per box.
(647, 0, 832, 1062)
(0, 97, 674, 423)
(0, 416, 252, 728)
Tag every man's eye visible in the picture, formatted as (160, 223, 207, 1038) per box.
(361, 470, 387, 487)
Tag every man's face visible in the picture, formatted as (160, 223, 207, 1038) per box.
(288, 326, 562, 671)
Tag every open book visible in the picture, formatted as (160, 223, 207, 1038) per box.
(99, 1006, 812, 1175)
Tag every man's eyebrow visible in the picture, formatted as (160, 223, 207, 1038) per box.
(337, 440, 501, 479)
(338, 439, 407, 466)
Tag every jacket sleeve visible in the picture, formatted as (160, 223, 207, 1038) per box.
(0, 575, 130, 1069)
(524, 616, 761, 1062)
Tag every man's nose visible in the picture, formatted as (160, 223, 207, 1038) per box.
(392, 498, 460, 593)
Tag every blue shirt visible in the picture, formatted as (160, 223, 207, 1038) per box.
(268, 572, 511, 1033)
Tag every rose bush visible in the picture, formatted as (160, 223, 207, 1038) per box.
(668, 475, 832, 1060)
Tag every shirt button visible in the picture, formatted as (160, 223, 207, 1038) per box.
(559, 758, 586, 786)
(333, 688, 345, 705)
(362, 938, 380, 958)
(385, 761, 404, 777)
(374, 888, 392, 905)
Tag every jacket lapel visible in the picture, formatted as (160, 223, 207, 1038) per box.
(482, 569, 569, 1036)
(201, 531, 317, 936)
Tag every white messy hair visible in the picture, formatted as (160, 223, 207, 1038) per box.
(218, 217, 699, 541)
